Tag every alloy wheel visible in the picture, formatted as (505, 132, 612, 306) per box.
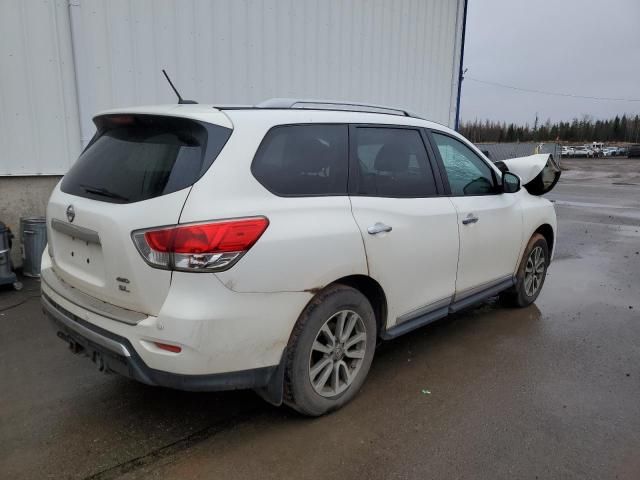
(524, 246, 545, 297)
(308, 310, 367, 398)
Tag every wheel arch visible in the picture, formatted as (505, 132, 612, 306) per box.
(274, 275, 387, 412)
(298, 274, 389, 338)
(534, 223, 555, 258)
(282, 274, 388, 383)
(327, 274, 388, 339)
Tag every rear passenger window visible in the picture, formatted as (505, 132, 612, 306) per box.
(252, 125, 348, 196)
(354, 127, 437, 197)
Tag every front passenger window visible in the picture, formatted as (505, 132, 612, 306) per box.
(431, 132, 497, 196)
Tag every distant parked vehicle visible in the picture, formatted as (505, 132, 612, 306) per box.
(591, 142, 605, 156)
(561, 146, 575, 157)
(572, 146, 594, 158)
(628, 144, 640, 158)
(589, 144, 604, 157)
(602, 147, 616, 157)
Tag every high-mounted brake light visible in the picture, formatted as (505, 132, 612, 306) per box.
(132, 217, 269, 272)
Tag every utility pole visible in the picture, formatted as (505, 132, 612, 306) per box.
(454, 0, 469, 131)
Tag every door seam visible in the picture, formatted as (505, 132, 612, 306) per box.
(347, 195, 371, 276)
(448, 196, 462, 295)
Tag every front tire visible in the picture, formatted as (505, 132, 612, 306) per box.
(284, 285, 377, 416)
(501, 233, 549, 308)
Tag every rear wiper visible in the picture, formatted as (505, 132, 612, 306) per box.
(80, 184, 129, 202)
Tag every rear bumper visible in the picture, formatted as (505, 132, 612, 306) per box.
(43, 293, 278, 391)
(40, 246, 312, 375)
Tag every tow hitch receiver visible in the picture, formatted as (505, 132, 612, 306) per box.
(57, 331, 83, 354)
(56, 330, 107, 372)
(92, 351, 106, 372)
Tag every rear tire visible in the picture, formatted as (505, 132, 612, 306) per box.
(284, 284, 377, 416)
(501, 233, 549, 308)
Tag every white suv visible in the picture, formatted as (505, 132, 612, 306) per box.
(42, 99, 559, 416)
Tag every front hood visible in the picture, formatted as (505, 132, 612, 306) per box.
(500, 154, 561, 195)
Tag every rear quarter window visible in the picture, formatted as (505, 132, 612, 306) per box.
(61, 115, 231, 203)
(251, 124, 349, 196)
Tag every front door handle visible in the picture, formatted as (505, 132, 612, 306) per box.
(462, 214, 479, 225)
(367, 222, 393, 235)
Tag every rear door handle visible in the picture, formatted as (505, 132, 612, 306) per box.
(462, 214, 479, 225)
(367, 222, 393, 235)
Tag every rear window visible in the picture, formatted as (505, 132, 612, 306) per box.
(251, 124, 348, 196)
(61, 115, 231, 203)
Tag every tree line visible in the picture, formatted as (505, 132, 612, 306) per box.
(460, 114, 640, 144)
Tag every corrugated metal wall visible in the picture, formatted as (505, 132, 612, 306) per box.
(0, 0, 82, 175)
(1, 0, 464, 175)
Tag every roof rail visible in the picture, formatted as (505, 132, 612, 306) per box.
(255, 98, 423, 119)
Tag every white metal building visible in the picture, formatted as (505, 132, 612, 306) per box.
(0, 0, 467, 261)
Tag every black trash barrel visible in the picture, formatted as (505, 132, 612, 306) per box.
(0, 222, 15, 282)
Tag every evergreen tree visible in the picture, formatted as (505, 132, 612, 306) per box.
(460, 114, 640, 143)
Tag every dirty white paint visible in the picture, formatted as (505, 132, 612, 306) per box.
(1, 0, 465, 175)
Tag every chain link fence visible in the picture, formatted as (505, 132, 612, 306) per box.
(475, 143, 561, 162)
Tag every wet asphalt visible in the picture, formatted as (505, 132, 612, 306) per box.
(1, 158, 639, 479)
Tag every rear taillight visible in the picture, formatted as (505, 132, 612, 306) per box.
(132, 217, 269, 272)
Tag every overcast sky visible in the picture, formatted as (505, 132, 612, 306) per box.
(460, 0, 640, 125)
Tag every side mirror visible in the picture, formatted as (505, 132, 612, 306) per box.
(502, 171, 520, 193)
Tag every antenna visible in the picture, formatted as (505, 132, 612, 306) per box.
(161, 69, 197, 104)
